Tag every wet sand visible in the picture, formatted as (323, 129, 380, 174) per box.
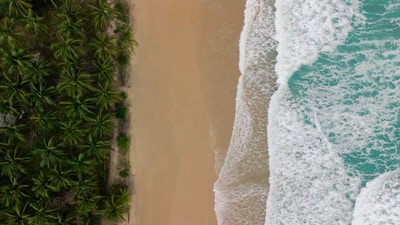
(128, 0, 244, 224)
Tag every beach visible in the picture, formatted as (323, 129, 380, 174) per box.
(127, 0, 245, 225)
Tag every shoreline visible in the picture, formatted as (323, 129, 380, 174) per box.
(126, 0, 245, 224)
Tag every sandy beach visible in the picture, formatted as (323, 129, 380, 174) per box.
(127, 0, 245, 224)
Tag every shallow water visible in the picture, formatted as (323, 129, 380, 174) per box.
(216, 0, 400, 224)
(214, 0, 277, 224)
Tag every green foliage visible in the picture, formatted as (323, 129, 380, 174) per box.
(115, 23, 138, 52)
(115, 105, 127, 120)
(89, 0, 117, 31)
(104, 188, 129, 222)
(117, 134, 129, 151)
(88, 111, 113, 138)
(119, 163, 129, 178)
(89, 32, 118, 60)
(119, 91, 127, 100)
(8, 0, 32, 17)
(117, 50, 129, 66)
(95, 81, 121, 110)
(81, 135, 111, 162)
(92, 58, 115, 83)
(0, 17, 20, 46)
(0, 0, 135, 223)
(51, 35, 84, 61)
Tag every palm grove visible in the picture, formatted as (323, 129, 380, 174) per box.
(0, 0, 134, 223)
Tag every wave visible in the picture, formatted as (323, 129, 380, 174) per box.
(216, 0, 400, 224)
(274, 0, 364, 85)
(352, 170, 400, 225)
(267, 0, 400, 224)
(214, 0, 277, 224)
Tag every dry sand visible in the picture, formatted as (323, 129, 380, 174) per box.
(127, 0, 245, 224)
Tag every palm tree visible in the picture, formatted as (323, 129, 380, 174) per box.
(29, 111, 56, 134)
(89, 0, 117, 30)
(24, 9, 48, 34)
(69, 174, 97, 198)
(0, 95, 21, 120)
(0, 146, 29, 178)
(92, 58, 115, 83)
(32, 137, 65, 168)
(0, 143, 31, 178)
(31, 170, 57, 198)
(60, 95, 94, 120)
(0, 73, 29, 107)
(80, 135, 111, 162)
(51, 35, 84, 61)
(0, 17, 20, 46)
(58, 119, 87, 145)
(57, 13, 86, 39)
(74, 195, 101, 217)
(29, 82, 56, 113)
(53, 210, 75, 225)
(114, 23, 137, 52)
(2, 202, 31, 225)
(57, 65, 93, 97)
(0, 177, 30, 207)
(60, 0, 80, 11)
(7, 0, 32, 17)
(89, 32, 118, 60)
(0, 123, 28, 143)
(104, 189, 129, 222)
(67, 153, 96, 179)
(95, 82, 121, 110)
(29, 202, 57, 225)
(48, 164, 73, 191)
(76, 208, 102, 225)
(27, 59, 53, 85)
(0, 48, 32, 76)
(88, 111, 113, 138)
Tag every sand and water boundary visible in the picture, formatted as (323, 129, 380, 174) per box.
(126, 1, 245, 224)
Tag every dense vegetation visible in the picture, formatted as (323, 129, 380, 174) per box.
(0, 0, 135, 223)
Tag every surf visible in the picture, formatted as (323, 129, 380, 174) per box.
(215, 0, 400, 224)
(214, 0, 277, 224)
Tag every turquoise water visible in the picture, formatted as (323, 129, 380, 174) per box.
(288, 0, 400, 186)
(215, 0, 400, 224)
(267, 0, 400, 224)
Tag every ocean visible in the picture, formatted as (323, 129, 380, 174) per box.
(215, 0, 400, 224)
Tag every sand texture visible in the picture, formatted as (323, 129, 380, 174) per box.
(127, 0, 245, 224)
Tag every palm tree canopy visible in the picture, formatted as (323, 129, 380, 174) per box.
(32, 137, 65, 168)
(89, 0, 117, 30)
(0, 48, 32, 76)
(60, 95, 95, 120)
(0, 17, 20, 46)
(94, 82, 121, 110)
(7, 0, 32, 17)
(0, 145, 30, 178)
(89, 32, 118, 60)
(51, 35, 84, 61)
(58, 119, 87, 146)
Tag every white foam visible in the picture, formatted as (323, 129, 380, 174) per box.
(352, 170, 400, 225)
(266, 1, 400, 222)
(214, 0, 277, 224)
(239, 0, 276, 74)
(266, 88, 362, 225)
(266, 43, 400, 223)
(274, 0, 364, 84)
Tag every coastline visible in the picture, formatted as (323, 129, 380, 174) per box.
(126, 0, 245, 225)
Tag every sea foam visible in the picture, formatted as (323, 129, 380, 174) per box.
(267, 0, 400, 224)
(214, 0, 277, 224)
(217, 0, 400, 224)
(352, 170, 400, 225)
(274, 0, 364, 85)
